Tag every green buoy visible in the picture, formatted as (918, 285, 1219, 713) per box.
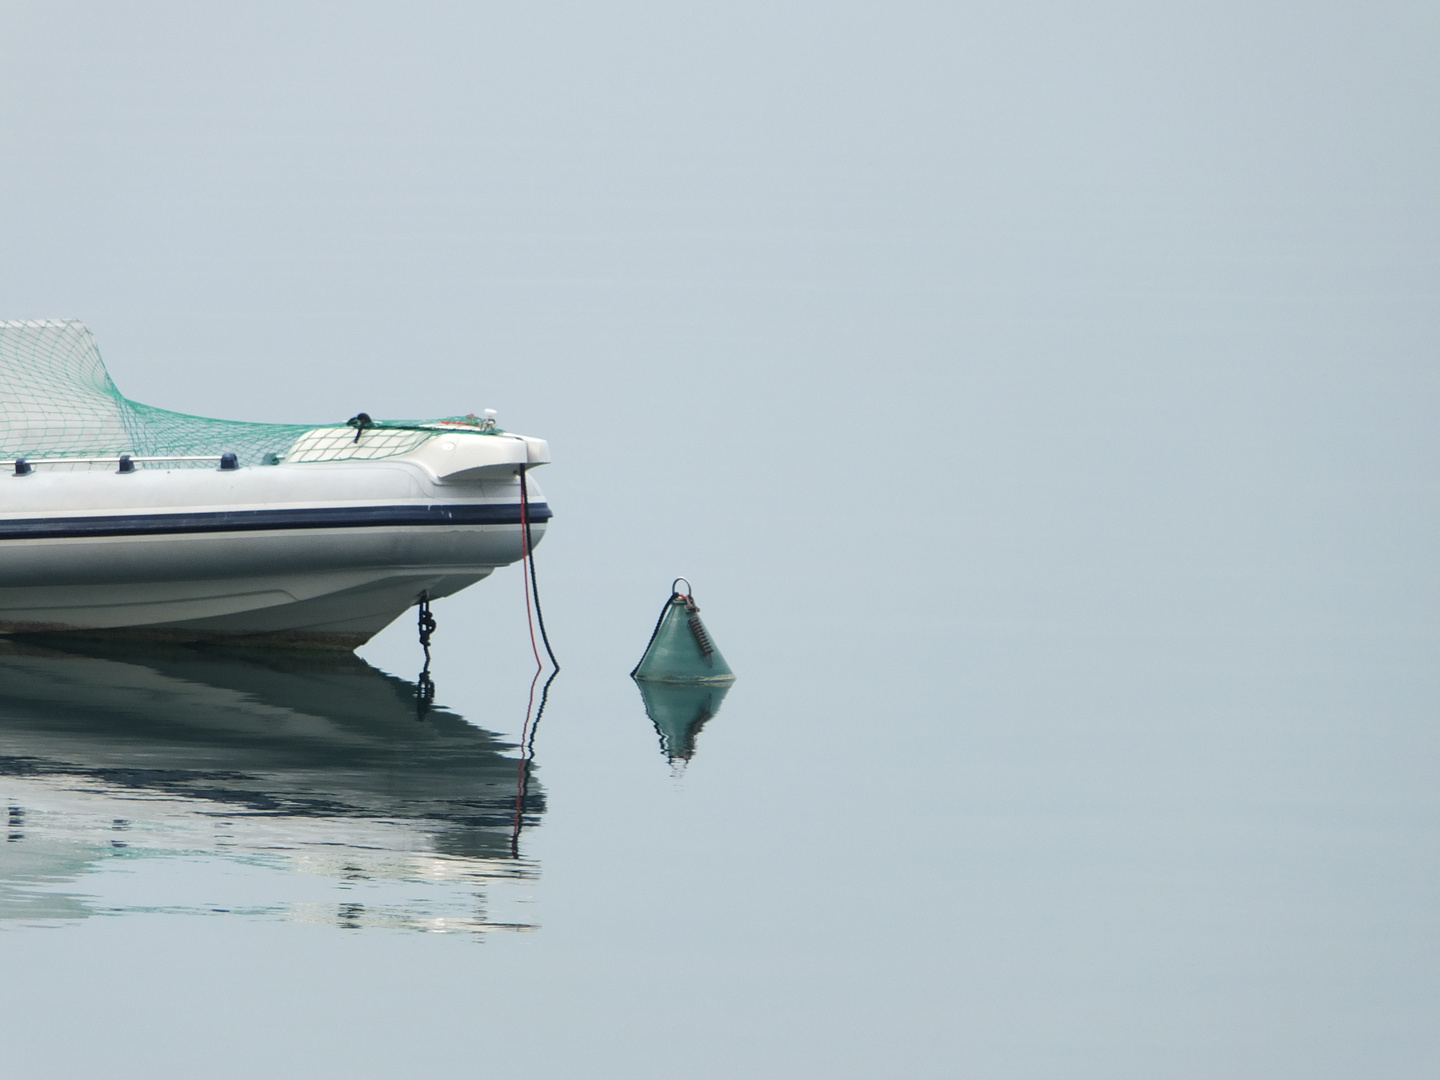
(631, 578, 735, 684)
(632, 579, 734, 766)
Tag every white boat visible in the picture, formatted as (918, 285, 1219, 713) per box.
(0, 320, 551, 648)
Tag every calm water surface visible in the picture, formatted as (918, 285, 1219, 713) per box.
(1, 3, 1437, 1076)
(1, 502, 1436, 1078)
(0, 643, 543, 932)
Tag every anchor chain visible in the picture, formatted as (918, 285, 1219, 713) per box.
(418, 595, 437, 651)
(415, 594, 437, 720)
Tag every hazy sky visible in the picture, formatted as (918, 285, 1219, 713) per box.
(3, 0, 1435, 638)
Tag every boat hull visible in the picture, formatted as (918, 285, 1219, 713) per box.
(0, 459, 549, 648)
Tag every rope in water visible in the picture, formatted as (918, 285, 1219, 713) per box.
(511, 464, 559, 855)
(518, 469, 543, 673)
(519, 464, 559, 672)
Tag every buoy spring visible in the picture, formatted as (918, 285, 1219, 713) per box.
(688, 613, 715, 658)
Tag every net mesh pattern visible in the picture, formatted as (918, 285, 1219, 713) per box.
(284, 426, 433, 462)
(0, 321, 486, 468)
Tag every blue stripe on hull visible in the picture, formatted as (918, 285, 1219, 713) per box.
(0, 502, 553, 541)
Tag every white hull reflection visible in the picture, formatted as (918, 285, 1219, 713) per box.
(0, 640, 543, 933)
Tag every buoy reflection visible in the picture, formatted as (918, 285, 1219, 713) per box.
(634, 679, 733, 768)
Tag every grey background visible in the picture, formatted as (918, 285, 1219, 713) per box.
(1, 1, 1437, 1076)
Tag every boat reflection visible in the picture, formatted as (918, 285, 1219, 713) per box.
(0, 639, 543, 934)
(635, 680, 732, 767)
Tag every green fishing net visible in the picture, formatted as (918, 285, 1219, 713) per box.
(0, 320, 488, 468)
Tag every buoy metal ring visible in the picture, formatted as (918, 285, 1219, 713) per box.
(671, 576, 692, 599)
